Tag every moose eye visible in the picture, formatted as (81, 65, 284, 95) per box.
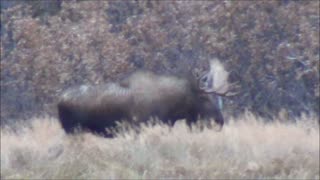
(201, 76, 208, 83)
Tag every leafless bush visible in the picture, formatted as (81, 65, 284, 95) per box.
(1, 1, 319, 123)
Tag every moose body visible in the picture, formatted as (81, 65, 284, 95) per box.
(58, 59, 235, 137)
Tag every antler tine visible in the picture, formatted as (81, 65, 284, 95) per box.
(198, 59, 240, 97)
(212, 81, 240, 97)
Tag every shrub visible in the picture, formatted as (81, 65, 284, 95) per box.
(1, 1, 319, 123)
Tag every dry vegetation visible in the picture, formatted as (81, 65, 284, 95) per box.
(1, 113, 319, 179)
(1, 1, 319, 179)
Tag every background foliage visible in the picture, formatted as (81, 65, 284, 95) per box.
(1, 1, 319, 124)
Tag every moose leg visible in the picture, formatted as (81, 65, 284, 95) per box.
(58, 106, 81, 134)
(185, 111, 198, 131)
(200, 103, 224, 131)
(210, 107, 224, 131)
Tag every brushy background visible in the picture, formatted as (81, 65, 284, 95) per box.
(1, 1, 319, 124)
(1, 114, 319, 179)
(0, 1, 319, 179)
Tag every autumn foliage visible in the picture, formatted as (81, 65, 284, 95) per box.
(1, 1, 319, 123)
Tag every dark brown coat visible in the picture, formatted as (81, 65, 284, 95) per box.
(58, 59, 235, 137)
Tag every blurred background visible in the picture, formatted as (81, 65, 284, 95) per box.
(1, 0, 319, 125)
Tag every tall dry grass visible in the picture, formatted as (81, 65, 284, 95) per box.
(1, 113, 319, 179)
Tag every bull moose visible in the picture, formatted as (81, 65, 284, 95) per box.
(57, 59, 236, 137)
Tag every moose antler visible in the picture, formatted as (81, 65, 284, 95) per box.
(198, 59, 239, 96)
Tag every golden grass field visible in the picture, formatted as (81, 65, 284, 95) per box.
(1, 113, 319, 179)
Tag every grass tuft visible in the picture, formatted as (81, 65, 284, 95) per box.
(1, 114, 319, 179)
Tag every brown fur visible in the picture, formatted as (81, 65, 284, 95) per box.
(58, 60, 232, 137)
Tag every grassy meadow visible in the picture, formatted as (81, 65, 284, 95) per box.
(1, 113, 319, 179)
(1, 1, 319, 179)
